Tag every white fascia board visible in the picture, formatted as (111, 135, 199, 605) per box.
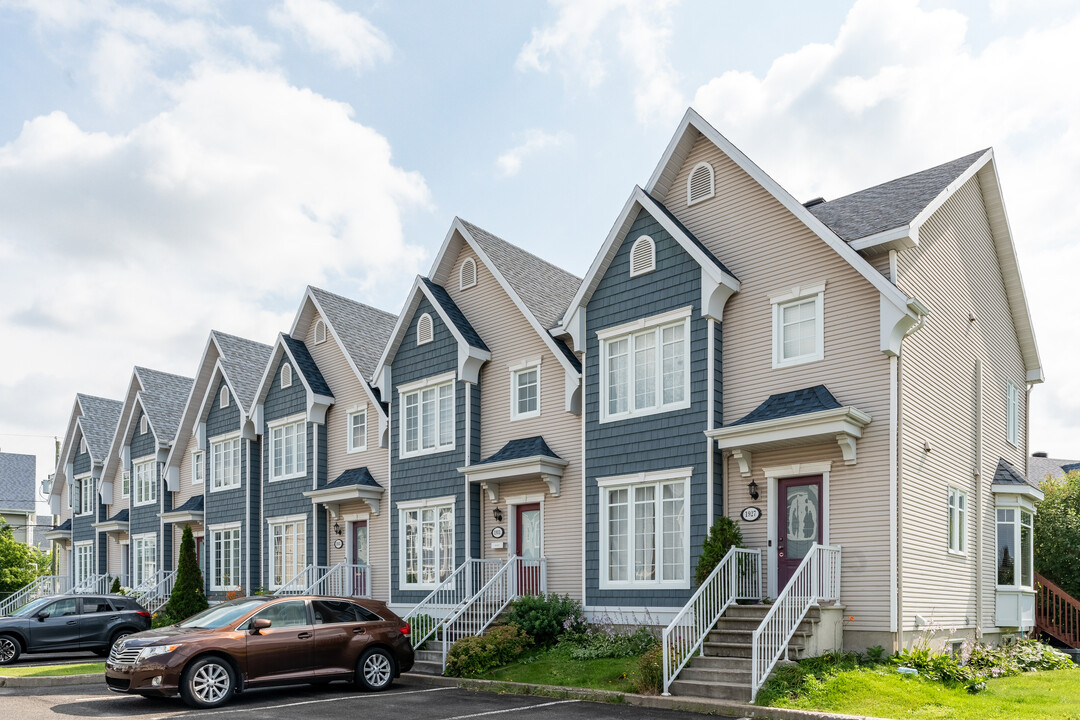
(51, 400, 82, 497)
(101, 368, 144, 485)
(251, 334, 288, 414)
(159, 509, 205, 524)
(705, 406, 872, 450)
(848, 225, 917, 254)
(163, 333, 220, 473)
(457, 455, 569, 483)
(373, 276, 426, 396)
(991, 483, 1044, 502)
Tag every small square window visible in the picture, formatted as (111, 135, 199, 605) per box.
(772, 288, 824, 368)
(347, 410, 367, 453)
(511, 364, 540, 420)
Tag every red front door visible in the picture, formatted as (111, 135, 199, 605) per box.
(515, 504, 541, 595)
(777, 476, 823, 590)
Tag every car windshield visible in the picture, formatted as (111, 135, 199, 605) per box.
(10, 597, 54, 618)
(177, 599, 269, 629)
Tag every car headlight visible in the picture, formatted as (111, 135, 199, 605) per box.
(139, 644, 182, 661)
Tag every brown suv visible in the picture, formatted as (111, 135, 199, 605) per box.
(105, 596, 413, 708)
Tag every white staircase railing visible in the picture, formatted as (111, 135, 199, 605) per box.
(69, 573, 115, 595)
(662, 547, 761, 696)
(403, 558, 503, 649)
(0, 576, 70, 615)
(134, 570, 177, 615)
(274, 564, 327, 595)
(751, 544, 841, 701)
(440, 556, 544, 671)
(307, 562, 372, 598)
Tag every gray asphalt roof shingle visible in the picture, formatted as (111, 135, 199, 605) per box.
(421, 278, 489, 352)
(475, 436, 561, 465)
(993, 457, 1033, 488)
(807, 150, 987, 243)
(75, 394, 122, 461)
(0, 452, 36, 512)
(281, 335, 334, 398)
(105, 508, 129, 523)
(136, 367, 194, 444)
(54, 518, 72, 532)
(308, 287, 397, 381)
(323, 467, 382, 490)
(170, 495, 204, 513)
(1028, 455, 1080, 483)
(731, 385, 842, 426)
(213, 332, 273, 411)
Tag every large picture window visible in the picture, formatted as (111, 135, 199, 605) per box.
(131, 534, 157, 589)
(599, 310, 691, 423)
(400, 377, 455, 457)
(948, 487, 967, 554)
(210, 436, 242, 490)
(997, 507, 1034, 589)
(133, 460, 156, 506)
(269, 419, 306, 480)
(400, 500, 454, 589)
(268, 516, 307, 590)
(599, 471, 690, 588)
(209, 524, 242, 591)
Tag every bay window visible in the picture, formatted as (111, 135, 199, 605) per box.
(400, 375, 455, 457)
(210, 436, 242, 490)
(599, 309, 691, 422)
(997, 507, 1034, 588)
(133, 459, 156, 506)
(209, 524, 242, 591)
(400, 499, 454, 588)
(269, 418, 306, 480)
(600, 470, 690, 588)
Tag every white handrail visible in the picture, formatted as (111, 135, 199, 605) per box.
(273, 564, 320, 595)
(403, 558, 503, 648)
(308, 562, 372, 598)
(134, 570, 177, 614)
(0, 576, 70, 615)
(750, 544, 841, 701)
(661, 547, 761, 695)
(69, 573, 115, 595)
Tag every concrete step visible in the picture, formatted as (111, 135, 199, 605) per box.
(410, 659, 443, 675)
(713, 617, 817, 633)
(415, 649, 443, 663)
(702, 639, 804, 659)
(676, 666, 752, 684)
(720, 604, 821, 621)
(669, 678, 751, 702)
(706, 628, 812, 645)
(686, 655, 752, 671)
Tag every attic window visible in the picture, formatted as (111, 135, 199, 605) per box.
(79, 437, 87, 455)
(629, 236, 656, 277)
(687, 162, 715, 206)
(417, 313, 434, 345)
(281, 363, 293, 389)
(139, 416, 148, 435)
(460, 258, 477, 290)
(314, 319, 327, 345)
(220, 386, 230, 409)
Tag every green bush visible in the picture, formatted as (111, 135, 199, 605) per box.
(110, 577, 121, 594)
(694, 517, 743, 586)
(756, 652, 870, 705)
(503, 593, 585, 648)
(1035, 470, 1080, 597)
(564, 624, 656, 660)
(444, 624, 532, 677)
(151, 610, 176, 628)
(634, 644, 664, 694)
(163, 525, 208, 623)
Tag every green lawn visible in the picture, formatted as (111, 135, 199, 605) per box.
(765, 667, 1080, 720)
(0, 662, 105, 677)
(479, 645, 640, 693)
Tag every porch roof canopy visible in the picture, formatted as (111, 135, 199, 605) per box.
(705, 385, 871, 477)
(93, 508, 130, 535)
(304, 467, 384, 516)
(44, 518, 72, 542)
(459, 436, 568, 501)
(160, 495, 204, 524)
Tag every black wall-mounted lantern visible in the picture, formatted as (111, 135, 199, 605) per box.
(492, 507, 503, 523)
(333, 522, 343, 536)
(747, 479, 760, 501)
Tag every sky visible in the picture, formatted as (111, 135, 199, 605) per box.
(1, 0, 1078, 517)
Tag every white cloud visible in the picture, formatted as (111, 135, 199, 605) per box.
(689, 0, 1080, 455)
(517, 0, 684, 125)
(495, 129, 571, 177)
(269, 0, 391, 73)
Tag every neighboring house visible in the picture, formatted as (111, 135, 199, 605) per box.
(0, 452, 37, 546)
(1028, 452, 1080, 484)
(45, 395, 122, 587)
(162, 331, 272, 601)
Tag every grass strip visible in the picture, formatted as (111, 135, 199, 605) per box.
(0, 662, 105, 677)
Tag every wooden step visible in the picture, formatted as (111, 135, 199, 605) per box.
(669, 678, 751, 702)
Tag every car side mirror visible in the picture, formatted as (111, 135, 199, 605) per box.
(249, 618, 272, 635)
(36, 611, 50, 621)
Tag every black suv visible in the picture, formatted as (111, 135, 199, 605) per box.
(0, 595, 151, 664)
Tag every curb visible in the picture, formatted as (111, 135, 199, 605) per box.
(401, 673, 891, 720)
(0, 673, 103, 688)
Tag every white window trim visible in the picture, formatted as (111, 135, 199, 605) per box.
(598, 471, 691, 590)
(398, 376, 456, 459)
(347, 408, 368, 454)
(598, 308, 692, 423)
(266, 515, 307, 591)
(209, 432, 243, 492)
(995, 506, 1034, 591)
(131, 532, 157, 589)
(460, 258, 477, 290)
(121, 469, 130, 499)
(629, 235, 657, 278)
(192, 450, 204, 485)
(947, 486, 968, 556)
(220, 386, 230, 409)
(771, 283, 826, 369)
(686, 161, 716, 206)
(139, 416, 149, 435)
(132, 459, 157, 507)
(1007, 381, 1019, 447)
(280, 363, 293, 389)
(267, 417, 307, 482)
(509, 358, 542, 421)
(398, 498, 455, 590)
(74, 474, 93, 516)
(79, 437, 86, 455)
(208, 522, 243, 591)
(417, 313, 434, 346)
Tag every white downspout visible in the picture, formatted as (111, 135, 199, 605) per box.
(706, 318, 715, 528)
(975, 359, 984, 639)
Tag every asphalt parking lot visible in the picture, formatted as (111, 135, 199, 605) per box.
(0, 676, 724, 720)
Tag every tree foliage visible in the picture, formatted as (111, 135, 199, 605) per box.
(694, 516, 744, 586)
(163, 524, 208, 622)
(1035, 471, 1080, 598)
(0, 521, 51, 595)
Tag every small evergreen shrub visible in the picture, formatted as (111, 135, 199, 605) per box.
(444, 624, 532, 677)
(504, 593, 585, 648)
(163, 525, 209, 623)
(110, 577, 122, 594)
(634, 644, 664, 694)
(694, 517, 744, 586)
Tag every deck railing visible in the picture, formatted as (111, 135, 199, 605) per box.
(0, 576, 71, 616)
(661, 547, 761, 695)
(1035, 572, 1080, 648)
(403, 559, 503, 649)
(751, 544, 841, 701)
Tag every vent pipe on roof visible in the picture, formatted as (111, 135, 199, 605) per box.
(803, 197, 826, 208)
(1032, 451, 1048, 458)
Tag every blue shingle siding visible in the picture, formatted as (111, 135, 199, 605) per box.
(73, 446, 91, 476)
(71, 443, 95, 546)
(203, 377, 251, 599)
(389, 295, 471, 603)
(128, 408, 161, 541)
(248, 438, 262, 590)
(584, 207, 712, 608)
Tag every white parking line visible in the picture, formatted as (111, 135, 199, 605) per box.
(167, 686, 454, 719)
(440, 699, 581, 720)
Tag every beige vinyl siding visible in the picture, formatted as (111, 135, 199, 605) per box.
(174, 433, 203, 507)
(446, 245, 583, 599)
(895, 176, 1029, 636)
(107, 532, 128, 583)
(304, 312, 390, 602)
(323, 500, 387, 600)
(869, 253, 892, 279)
(665, 136, 894, 633)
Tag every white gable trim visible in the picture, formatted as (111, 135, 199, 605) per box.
(51, 396, 86, 502)
(100, 368, 144, 497)
(162, 332, 224, 475)
(252, 334, 335, 425)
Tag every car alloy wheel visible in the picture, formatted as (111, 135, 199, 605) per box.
(362, 650, 392, 690)
(0, 637, 17, 664)
(191, 662, 231, 705)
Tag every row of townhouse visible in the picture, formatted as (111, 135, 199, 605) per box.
(38, 110, 1045, 676)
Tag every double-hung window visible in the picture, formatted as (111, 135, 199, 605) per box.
(210, 436, 241, 490)
(75, 476, 93, 516)
(510, 360, 540, 420)
(347, 409, 367, 453)
(771, 284, 825, 368)
(400, 499, 454, 588)
(599, 470, 690, 588)
(192, 451, 205, 485)
(997, 507, 1034, 589)
(948, 487, 967, 554)
(1007, 381, 1019, 446)
(209, 524, 242, 591)
(133, 460, 156, 506)
(400, 375, 455, 457)
(122, 470, 130, 498)
(74, 542, 93, 585)
(268, 516, 306, 590)
(599, 309, 691, 422)
(131, 533, 157, 588)
(269, 418, 306, 480)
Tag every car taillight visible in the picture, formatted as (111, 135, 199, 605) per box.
(400, 623, 410, 636)
(136, 611, 151, 618)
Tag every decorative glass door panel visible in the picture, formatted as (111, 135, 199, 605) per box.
(516, 504, 542, 595)
(353, 520, 368, 596)
(777, 476, 823, 590)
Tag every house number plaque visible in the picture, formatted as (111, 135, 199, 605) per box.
(491, 526, 505, 539)
(741, 506, 762, 522)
